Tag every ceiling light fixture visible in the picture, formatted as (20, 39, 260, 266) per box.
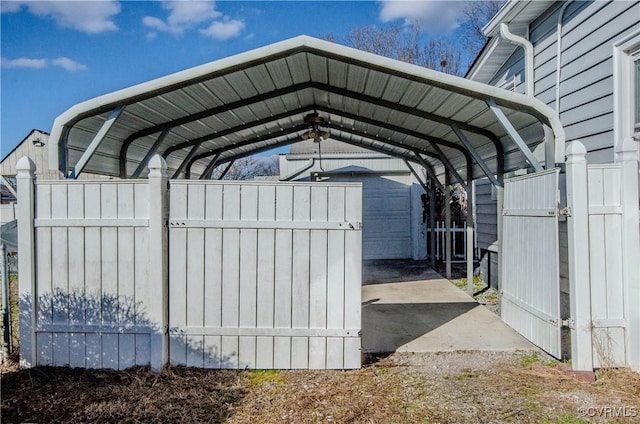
(300, 110, 330, 171)
(301, 111, 329, 143)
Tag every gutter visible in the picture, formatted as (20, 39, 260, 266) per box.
(555, 1, 574, 114)
(499, 23, 535, 97)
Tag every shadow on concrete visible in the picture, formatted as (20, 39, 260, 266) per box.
(362, 302, 478, 353)
(361, 259, 535, 354)
(362, 259, 441, 285)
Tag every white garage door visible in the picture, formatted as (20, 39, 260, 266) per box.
(362, 174, 411, 259)
(330, 173, 412, 260)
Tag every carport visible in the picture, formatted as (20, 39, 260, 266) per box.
(50, 35, 563, 283)
(22, 36, 572, 370)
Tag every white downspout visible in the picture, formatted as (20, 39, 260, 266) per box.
(499, 23, 534, 97)
(280, 157, 314, 181)
(555, 1, 574, 114)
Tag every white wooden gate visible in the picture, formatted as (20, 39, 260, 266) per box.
(501, 169, 562, 357)
(168, 180, 362, 369)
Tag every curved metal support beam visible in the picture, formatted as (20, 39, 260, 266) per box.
(118, 83, 312, 177)
(198, 152, 222, 180)
(216, 160, 235, 180)
(178, 106, 474, 184)
(314, 106, 474, 180)
(184, 125, 308, 178)
(323, 122, 469, 190)
(169, 105, 474, 182)
(171, 144, 201, 179)
(199, 133, 429, 181)
(410, 153, 444, 192)
(161, 107, 313, 162)
(451, 124, 502, 187)
(119, 81, 503, 178)
(185, 122, 446, 181)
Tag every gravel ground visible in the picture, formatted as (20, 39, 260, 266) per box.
(3, 265, 638, 423)
(2, 351, 639, 423)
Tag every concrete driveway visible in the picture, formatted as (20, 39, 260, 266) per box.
(362, 260, 536, 353)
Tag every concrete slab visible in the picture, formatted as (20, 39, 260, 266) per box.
(362, 260, 537, 353)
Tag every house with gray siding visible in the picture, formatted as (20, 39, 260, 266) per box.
(466, 0, 639, 369)
(467, 0, 640, 290)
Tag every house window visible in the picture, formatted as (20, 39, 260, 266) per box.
(613, 30, 640, 149)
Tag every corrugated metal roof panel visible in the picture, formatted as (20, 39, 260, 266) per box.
(48, 36, 564, 181)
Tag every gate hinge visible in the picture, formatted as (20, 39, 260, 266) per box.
(561, 318, 575, 329)
(558, 207, 571, 217)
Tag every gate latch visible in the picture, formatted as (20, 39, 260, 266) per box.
(561, 318, 575, 329)
(558, 207, 571, 217)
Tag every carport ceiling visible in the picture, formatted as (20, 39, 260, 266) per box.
(49, 35, 564, 183)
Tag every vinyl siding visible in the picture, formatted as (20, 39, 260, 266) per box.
(474, 178, 498, 251)
(484, 0, 640, 164)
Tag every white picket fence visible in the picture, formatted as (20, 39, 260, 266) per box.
(17, 155, 363, 370)
(427, 221, 478, 262)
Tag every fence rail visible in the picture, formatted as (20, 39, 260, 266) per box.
(427, 221, 479, 262)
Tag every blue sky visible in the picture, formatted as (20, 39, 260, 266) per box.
(1, 0, 471, 157)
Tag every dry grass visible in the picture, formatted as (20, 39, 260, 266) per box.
(2, 352, 639, 424)
(1, 366, 245, 423)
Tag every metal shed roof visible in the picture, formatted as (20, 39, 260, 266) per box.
(49, 35, 564, 184)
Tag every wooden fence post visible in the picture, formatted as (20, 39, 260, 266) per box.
(565, 141, 593, 371)
(16, 156, 36, 367)
(616, 138, 640, 371)
(148, 155, 169, 370)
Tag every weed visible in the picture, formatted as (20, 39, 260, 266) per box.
(245, 369, 284, 387)
(520, 353, 558, 368)
(455, 276, 485, 292)
(542, 414, 587, 424)
(520, 354, 541, 367)
(454, 369, 477, 380)
(523, 388, 540, 413)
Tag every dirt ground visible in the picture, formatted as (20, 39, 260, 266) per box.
(2, 350, 639, 424)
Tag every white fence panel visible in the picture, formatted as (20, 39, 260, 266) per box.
(18, 156, 362, 371)
(586, 165, 627, 367)
(501, 169, 562, 358)
(22, 177, 155, 369)
(168, 180, 362, 369)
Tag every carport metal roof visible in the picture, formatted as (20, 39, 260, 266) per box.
(49, 35, 564, 185)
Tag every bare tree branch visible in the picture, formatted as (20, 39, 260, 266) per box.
(323, 1, 506, 75)
(211, 156, 280, 180)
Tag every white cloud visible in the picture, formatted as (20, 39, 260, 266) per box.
(142, 15, 170, 32)
(52, 57, 87, 72)
(1, 57, 48, 69)
(143, 0, 221, 35)
(21, 1, 120, 34)
(379, 0, 465, 33)
(0, 2, 23, 13)
(199, 18, 245, 40)
(143, 0, 245, 40)
(1, 56, 87, 71)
